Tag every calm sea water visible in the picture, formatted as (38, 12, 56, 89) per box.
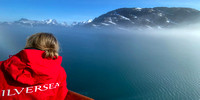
(1, 26, 200, 100)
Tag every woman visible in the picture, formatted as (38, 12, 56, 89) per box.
(0, 33, 68, 100)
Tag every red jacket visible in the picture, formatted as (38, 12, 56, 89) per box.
(0, 49, 68, 100)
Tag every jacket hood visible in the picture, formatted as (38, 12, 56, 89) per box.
(2, 49, 62, 85)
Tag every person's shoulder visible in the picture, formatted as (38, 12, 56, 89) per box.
(60, 66, 67, 76)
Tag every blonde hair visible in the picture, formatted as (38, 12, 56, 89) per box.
(25, 32, 59, 59)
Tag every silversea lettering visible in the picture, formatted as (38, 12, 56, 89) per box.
(1, 82, 60, 96)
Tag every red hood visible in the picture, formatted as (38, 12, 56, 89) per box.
(2, 49, 62, 85)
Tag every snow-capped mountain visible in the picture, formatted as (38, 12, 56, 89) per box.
(0, 18, 93, 27)
(43, 19, 58, 25)
(1, 7, 200, 29)
(86, 7, 200, 28)
(70, 19, 93, 26)
(0, 18, 69, 27)
(13, 18, 60, 26)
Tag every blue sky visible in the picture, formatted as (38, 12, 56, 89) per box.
(0, 0, 200, 23)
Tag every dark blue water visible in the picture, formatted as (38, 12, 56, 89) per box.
(1, 26, 200, 100)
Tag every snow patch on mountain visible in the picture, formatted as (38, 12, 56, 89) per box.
(108, 21, 116, 25)
(135, 7, 142, 11)
(158, 13, 163, 17)
(101, 23, 110, 26)
(44, 19, 57, 24)
(118, 15, 131, 21)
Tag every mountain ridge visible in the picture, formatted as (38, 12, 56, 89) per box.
(87, 7, 200, 28)
(1, 7, 200, 29)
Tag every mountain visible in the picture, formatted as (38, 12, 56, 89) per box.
(14, 18, 61, 26)
(0, 18, 94, 28)
(1, 7, 200, 29)
(71, 19, 93, 26)
(86, 7, 200, 28)
(0, 18, 68, 27)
